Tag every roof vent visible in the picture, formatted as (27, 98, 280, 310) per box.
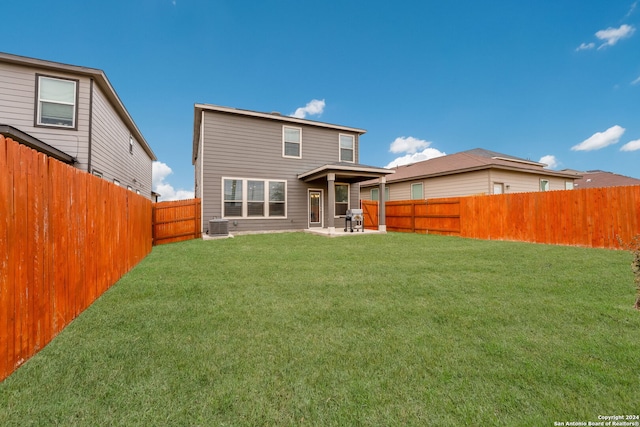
(271, 111, 282, 116)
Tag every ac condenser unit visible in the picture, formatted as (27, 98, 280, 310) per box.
(208, 219, 229, 236)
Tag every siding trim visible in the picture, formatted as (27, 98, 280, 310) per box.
(87, 78, 94, 172)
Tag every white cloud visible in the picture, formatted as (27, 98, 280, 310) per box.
(632, 75, 640, 85)
(389, 136, 431, 154)
(152, 161, 194, 201)
(385, 148, 446, 168)
(571, 125, 626, 151)
(595, 24, 635, 49)
(539, 155, 559, 169)
(385, 136, 445, 167)
(576, 42, 595, 51)
(626, 1, 638, 18)
(621, 139, 640, 151)
(290, 99, 325, 119)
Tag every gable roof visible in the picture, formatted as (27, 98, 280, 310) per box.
(568, 170, 640, 189)
(362, 148, 578, 186)
(192, 103, 366, 163)
(0, 52, 156, 161)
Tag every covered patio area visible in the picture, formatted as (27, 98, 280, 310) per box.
(298, 162, 394, 235)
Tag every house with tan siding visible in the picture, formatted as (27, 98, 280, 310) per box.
(192, 104, 394, 235)
(0, 52, 156, 198)
(361, 148, 579, 201)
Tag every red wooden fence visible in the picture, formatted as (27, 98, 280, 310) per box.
(0, 135, 153, 382)
(361, 200, 378, 230)
(362, 185, 640, 249)
(152, 198, 201, 245)
(459, 186, 640, 249)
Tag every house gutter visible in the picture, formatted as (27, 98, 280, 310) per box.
(0, 124, 76, 164)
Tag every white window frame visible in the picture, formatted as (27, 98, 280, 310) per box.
(371, 188, 379, 201)
(565, 181, 574, 190)
(36, 75, 78, 129)
(334, 183, 350, 217)
(222, 177, 287, 219)
(339, 134, 355, 163)
(493, 182, 504, 194)
(540, 179, 550, 191)
(129, 135, 134, 154)
(283, 126, 302, 159)
(113, 179, 121, 186)
(411, 182, 423, 200)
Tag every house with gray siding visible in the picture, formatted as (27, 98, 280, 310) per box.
(0, 52, 156, 198)
(192, 104, 394, 235)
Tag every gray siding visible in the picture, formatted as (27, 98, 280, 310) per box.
(0, 61, 91, 167)
(90, 84, 152, 197)
(200, 110, 361, 233)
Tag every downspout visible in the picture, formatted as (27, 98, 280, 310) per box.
(200, 110, 205, 229)
(87, 78, 94, 173)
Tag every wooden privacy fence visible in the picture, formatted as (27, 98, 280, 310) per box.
(459, 186, 640, 249)
(361, 199, 378, 230)
(0, 135, 153, 382)
(362, 185, 640, 249)
(152, 198, 201, 245)
(383, 199, 461, 235)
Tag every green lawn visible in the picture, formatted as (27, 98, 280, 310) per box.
(1, 232, 639, 426)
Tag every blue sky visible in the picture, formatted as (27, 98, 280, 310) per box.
(3, 0, 640, 199)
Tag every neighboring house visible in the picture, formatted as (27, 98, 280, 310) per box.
(0, 52, 156, 198)
(562, 170, 640, 189)
(192, 104, 394, 234)
(361, 148, 579, 201)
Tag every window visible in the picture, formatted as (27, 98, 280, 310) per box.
(269, 181, 286, 216)
(247, 180, 265, 217)
(335, 183, 349, 216)
(493, 183, 504, 194)
(283, 126, 301, 158)
(339, 134, 354, 162)
(113, 179, 120, 186)
(411, 183, 423, 200)
(540, 179, 550, 191)
(370, 187, 390, 201)
(224, 179, 243, 217)
(565, 181, 574, 190)
(36, 75, 78, 128)
(92, 170, 103, 178)
(223, 178, 287, 218)
(129, 135, 134, 154)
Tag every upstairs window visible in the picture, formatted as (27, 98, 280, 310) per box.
(36, 75, 78, 129)
(283, 126, 301, 158)
(540, 179, 550, 191)
(339, 134, 354, 162)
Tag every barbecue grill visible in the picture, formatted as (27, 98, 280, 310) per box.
(344, 208, 363, 232)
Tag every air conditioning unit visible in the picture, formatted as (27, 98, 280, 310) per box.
(208, 219, 229, 236)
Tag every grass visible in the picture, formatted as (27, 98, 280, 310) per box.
(1, 232, 639, 426)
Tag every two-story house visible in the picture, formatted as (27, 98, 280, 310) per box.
(0, 52, 156, 198)
(192, 104, 394, 235)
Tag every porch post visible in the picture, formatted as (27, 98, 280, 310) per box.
(378, 176, 387, 233)
(327, 173, 336, 233)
